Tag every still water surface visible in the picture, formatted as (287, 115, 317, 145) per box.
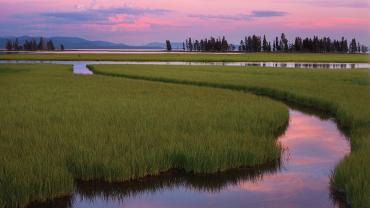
(0, 60, 369, 75)
(29, 109, 350, 208)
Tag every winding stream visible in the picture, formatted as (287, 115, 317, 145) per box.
(0, 61, 352, 207)
(29, 109, 350, 208)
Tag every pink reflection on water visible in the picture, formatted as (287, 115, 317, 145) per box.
(232, 110, 351, 207)
(70, 109, 350, 208)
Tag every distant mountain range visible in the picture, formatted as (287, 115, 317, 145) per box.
(0, 36, 184, 50)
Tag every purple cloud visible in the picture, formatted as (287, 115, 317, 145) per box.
(12, 6, 171, 25)
(250, 10, 288, 17)
(189, 10, 288, 21)
(302, 1, 369, 8)
(188, 14, 250, 21)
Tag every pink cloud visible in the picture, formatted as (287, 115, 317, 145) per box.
(0, 0, 369, 44)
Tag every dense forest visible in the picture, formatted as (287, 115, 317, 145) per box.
(169, 34, 368, 53)
(5, 37, 64, 51)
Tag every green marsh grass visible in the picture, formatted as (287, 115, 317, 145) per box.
(89, 64, 370, 208)
(0, 52, 369, 63)
(0, 64, 288, 207)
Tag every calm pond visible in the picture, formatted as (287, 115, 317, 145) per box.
(0, 60, 369, 75)
(28, 109, 350, 208)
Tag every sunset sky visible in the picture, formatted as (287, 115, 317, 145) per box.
(0, 0, 369, 44)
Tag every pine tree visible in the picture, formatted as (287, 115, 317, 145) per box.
(357, 42, 361, 53)
(253, 35, 261, 52)
(188, 38, 193, 52)
(342, 39, 348, 53)
(165, 40, 172, 51)
(268, 42, 272, 52)
(47, 40, 55, 50)
(195, 40, 200, 51)
(31, 39, 37, 51)
(275, 37, 280, 51)
(294, 37, 302, 51)
(350, 38, 357, 53)
(281, 33, 288, 51)
(5, 40, 13, 51)
(221, 36, 228, 52)
(239, 40, 245, 52)
(200, 40, 204, 51)
(180, 35, 363, 53)
(23, 40, 31, 50)
(14, 38, 20, 51)
(38, 37, 45, 50)
(262, 35, 269, 52)
(361, 45, 368, 53)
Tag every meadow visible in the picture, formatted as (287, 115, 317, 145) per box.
(89, 64, 370, 208)
(0, 52, 369, 63)
(0, 64, 288, 207)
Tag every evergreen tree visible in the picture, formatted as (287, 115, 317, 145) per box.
(200, 40, 205, 51)
(239, 40, 245, 52)
(31, 39, 37, 51)
(357, 42, 361, 53)
(185, 39, 188, 51)
(280, 33, 288, 51)
(294, 37, 302, 51)
(188, 38, 193, 52)
(14, 38, 20, 51)
(229, 44, 236, 51)
(221, 36, 228, 52)
(60, 44, 65, 51)
(23, 40, 31, 50)
(210, 37, 216, 51)
(194, 40, 200, 51)
(361, 45, 368, 53)
(262, 35, 269, 52)
(342, 38, 348, 53)
(165, 40, 172, 51)
(275, 37, 280, 51)
(253, 35, 261, 52)
(244, 37, 249, 52)
(181, 35, 365, 54)
(268, 42, 272, 52)
(247, 36, 252, 52)
(47, 40, 55, 50)
(38, 37, 45, 50)
(5, 40, 12, 51)
(350, 38, 357, 53)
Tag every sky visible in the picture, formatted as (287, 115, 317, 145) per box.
(0, 0, 369, 45)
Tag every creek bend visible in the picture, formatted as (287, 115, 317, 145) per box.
(0, 61, 351, 208)
(28, 108, 350, 207)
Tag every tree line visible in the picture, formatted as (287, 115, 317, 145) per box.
(166, 34, 368, 53)
(5, 37, 65, 51)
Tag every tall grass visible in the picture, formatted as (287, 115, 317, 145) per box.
(0, 52, 369, 62)
(0, 64, 288, 207)
(89, 64, 370, 207)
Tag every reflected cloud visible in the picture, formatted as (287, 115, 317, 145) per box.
(29, 108, 350, 208)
